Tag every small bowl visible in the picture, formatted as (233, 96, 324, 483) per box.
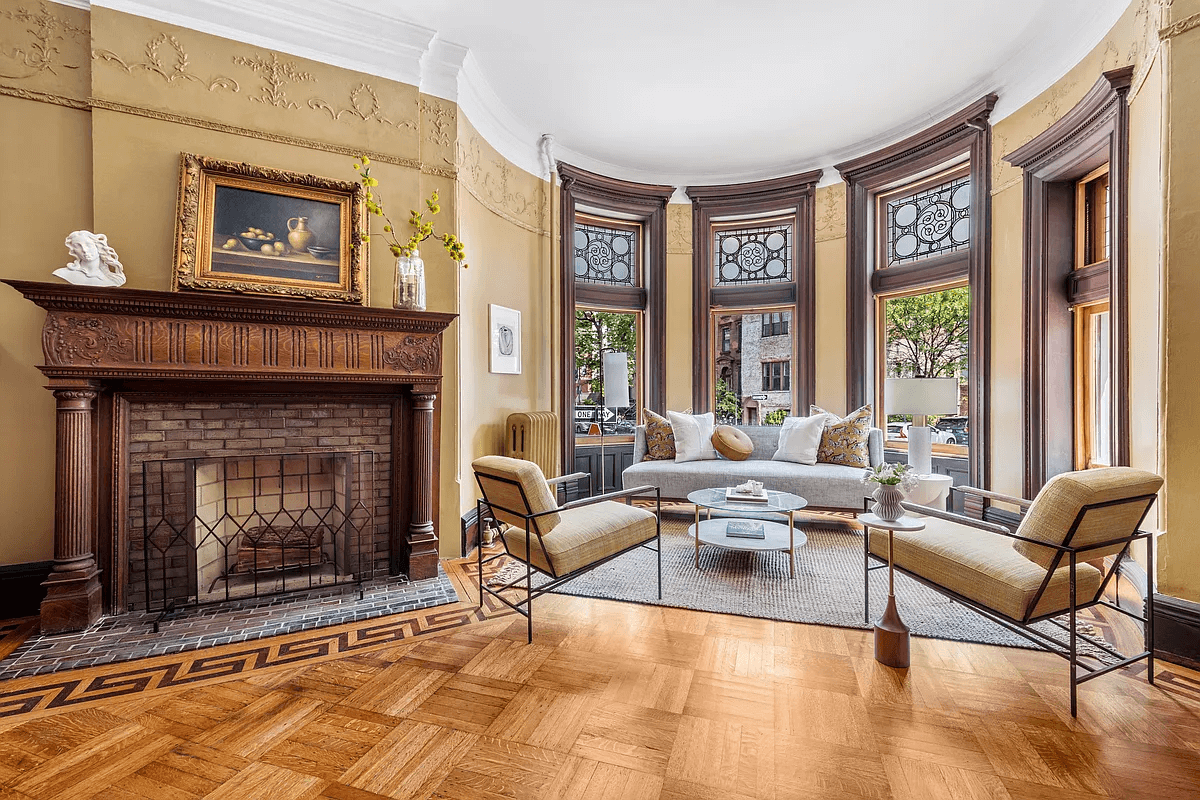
(307, 246, 334, 260)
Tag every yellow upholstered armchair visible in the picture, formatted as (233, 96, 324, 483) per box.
(864, 466, 1162, 716)
(472, 455, 661, 642)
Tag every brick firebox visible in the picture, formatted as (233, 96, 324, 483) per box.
(5, 280, 455, 634)
(127, 400, 392, 611)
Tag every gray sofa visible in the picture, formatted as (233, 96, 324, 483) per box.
(621, 424, 884, 511)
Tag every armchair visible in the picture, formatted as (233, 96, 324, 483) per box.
(472, 455, 661, 642)
(863, 466, 1162, 716)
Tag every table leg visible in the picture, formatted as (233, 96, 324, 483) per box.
(788, 509, 795, 578)
(693, 504, 700, 568)
(874, 528, 910, 668)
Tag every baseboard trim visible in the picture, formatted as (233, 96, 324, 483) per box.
(0, 561, 52, 619)
(461, 506, 481, 558)
(1153, 593, 1200, 671)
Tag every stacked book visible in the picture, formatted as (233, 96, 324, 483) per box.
(725, 486, 769, 503)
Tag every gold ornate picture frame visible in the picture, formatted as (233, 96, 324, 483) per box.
(173, 154, 367, 304)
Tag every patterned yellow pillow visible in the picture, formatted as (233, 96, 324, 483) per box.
(643, 409, 676, 461)
(810, 404, 872, 467)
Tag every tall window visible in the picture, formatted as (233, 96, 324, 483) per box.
(689, 172, 820, 422)
(557, 163, 672, 466)
(873, 168, 972, 459)
(839, 94, 994, 486)
(572, 216, 643, 442)
(1073, 165, 1112, 469)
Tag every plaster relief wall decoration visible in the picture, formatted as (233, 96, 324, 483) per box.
(422, 98, 453, 148)
(815, 183, 846, 243)
(667, 203, 691, 254)
(309, 83, 415, 130)
(1, 2, 83, 79)
(92, 33, 238, 92)
(88, 7, 421, 168)
(455, 115, 547, 236)
(0, 0, 89, 105)
(234, 50, 313, 109)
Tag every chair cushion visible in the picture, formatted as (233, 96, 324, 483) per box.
(622, 458, 873, 510)
(643, 409, 676, 461)
(1014, 467, 1163, 568)
(503, 500, 656, 577)
(473, 456, 561, 536)
(811, 405, 873, 468)
(867, 516, 1103, 621)
(712, 425, 754, 461)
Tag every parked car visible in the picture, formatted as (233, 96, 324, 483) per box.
(887, 421, 957, 444)
(934, 416, 969, 447)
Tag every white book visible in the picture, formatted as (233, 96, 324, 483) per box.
(725, 487, 769, 503)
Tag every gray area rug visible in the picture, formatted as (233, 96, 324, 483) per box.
(491, 516, 1115, 657)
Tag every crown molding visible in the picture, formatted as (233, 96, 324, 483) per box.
(49, 0, 91, 9)
(87, 0, 1128, 192)
(93, 0, 435, 87)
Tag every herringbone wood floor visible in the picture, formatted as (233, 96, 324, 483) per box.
(1, 547, 1198, 799)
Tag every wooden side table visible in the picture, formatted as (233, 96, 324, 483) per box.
(859, 512, 926, 669)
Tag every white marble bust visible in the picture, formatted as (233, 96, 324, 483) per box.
(53, 231, 126, 287)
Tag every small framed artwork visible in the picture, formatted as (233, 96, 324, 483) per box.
(489, 304, 522, 374)
(173, 153, 367, 303)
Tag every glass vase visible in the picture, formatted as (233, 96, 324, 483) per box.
(871, 483, 905, 521)
(393, 249, 426, 311)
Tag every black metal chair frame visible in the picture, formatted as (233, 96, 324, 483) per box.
(863, 485, 1158, 716)
(474, 470, 661, 643)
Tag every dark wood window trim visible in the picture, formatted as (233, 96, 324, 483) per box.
(837, 94, 996, 488)
(557, 162, 673, 471)
(1004, 66, 1133, 496)
(687, 171, 821, 413)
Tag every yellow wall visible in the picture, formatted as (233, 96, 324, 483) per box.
(1161, 0, 1200, 601)
(1, 0, 1195, 604)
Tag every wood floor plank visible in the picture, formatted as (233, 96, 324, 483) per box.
(340, 719, 477, 799)
(2, 553, 1199, 799)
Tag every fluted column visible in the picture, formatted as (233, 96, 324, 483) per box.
(406, 391, 439, 579)
(40, 380, 103, 633)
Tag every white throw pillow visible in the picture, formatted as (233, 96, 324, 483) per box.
(667, 411, 717, 463)
(772, 414, 830, 465)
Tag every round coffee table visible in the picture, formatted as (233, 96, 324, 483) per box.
(686, 488, 808, 578)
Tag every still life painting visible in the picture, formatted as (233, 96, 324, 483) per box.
(173, 154, 367, 303)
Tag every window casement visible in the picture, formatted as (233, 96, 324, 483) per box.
(838, 94, 995, 487)
(1074, 301, 1112, 470)
(1004, 67, 1131, 496)
(688, 172, 820, 421)
(557, 163, 672, 468)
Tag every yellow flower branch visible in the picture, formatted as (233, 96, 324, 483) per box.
(352, 155, 469, 268)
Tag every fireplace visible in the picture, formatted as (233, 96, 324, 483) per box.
(137, 449, 379, 612)
(5, 280, 455, 634)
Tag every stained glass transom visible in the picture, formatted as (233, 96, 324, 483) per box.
(574, 223, 638, 285)
(713, 223, 792, 285)
(885, 176, 971, 266)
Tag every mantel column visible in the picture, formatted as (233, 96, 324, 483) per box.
(407, 391, 440, 580)
(41, 379, 103, 634)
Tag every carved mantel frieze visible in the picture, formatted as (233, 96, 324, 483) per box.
(6, 280, 455, 383)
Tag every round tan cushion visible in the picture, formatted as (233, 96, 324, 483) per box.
(711, 425, 753, 461)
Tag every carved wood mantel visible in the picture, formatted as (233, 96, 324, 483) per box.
(4, 280, 456, 634)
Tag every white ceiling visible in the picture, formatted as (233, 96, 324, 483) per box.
(93, 0, 1131, 188)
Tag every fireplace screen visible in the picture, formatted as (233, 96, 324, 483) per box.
(137, 450, 377, 615)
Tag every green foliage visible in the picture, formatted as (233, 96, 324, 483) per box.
(574, 311, 637, 401)
(884, 286, 969, 378)
(715, 379, 741, 421)
(763, 408, 789, 426)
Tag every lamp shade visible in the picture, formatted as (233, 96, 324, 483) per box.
(885, 377, 959, 416)
(602, 351, 631, 409)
